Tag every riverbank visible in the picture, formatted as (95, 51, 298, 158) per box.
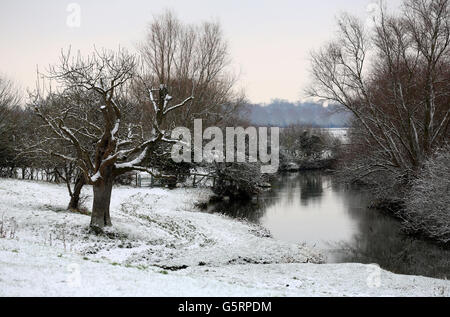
(0, 178, 449, 296)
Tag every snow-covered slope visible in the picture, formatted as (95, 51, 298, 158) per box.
(0, 179, 449, 297)
(0, 179, 320, 267)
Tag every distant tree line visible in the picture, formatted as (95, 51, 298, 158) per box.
(247, 99, 352, 128)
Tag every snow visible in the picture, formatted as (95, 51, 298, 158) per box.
(115, 148, 147, 169)
(90, 171, 101, 183)
(0, 178, 449, 297)
(111, 119, 120, 139)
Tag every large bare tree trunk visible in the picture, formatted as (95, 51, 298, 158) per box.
(90, 171, 113, 229)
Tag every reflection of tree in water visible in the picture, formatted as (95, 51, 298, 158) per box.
(334, 190, 450, 279)
(206, 194, 277, 223)
(297, 172, 324, 205)
(271, 172, 325, 206)
(207, 171, 450, 279)
(208, 171, 328, 222)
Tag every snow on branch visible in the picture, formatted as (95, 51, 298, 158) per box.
(163, 95, 194, 115)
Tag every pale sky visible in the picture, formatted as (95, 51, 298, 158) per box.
(0, 0, 402, 103)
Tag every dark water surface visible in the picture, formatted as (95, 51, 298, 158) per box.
(207, 171, 450, 279)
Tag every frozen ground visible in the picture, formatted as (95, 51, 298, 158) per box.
(0, 178, 449, 297)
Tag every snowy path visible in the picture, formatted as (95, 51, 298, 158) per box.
(0, 179, 449, 297)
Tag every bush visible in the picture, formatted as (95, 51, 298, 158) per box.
(144, 142, 194, 189)
(279, 125, 341, 171)
(403, 145, 450, 244)
(213, 162, 270, 199)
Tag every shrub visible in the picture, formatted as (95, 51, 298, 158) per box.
(279, 125, 341, 170)
(213, 162, 270, 199)
(403, 145, 450, 244)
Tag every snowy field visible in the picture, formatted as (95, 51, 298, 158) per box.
(0, 178, 449, 297)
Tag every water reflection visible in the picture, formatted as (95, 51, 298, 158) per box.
(207, 171, 450, 279)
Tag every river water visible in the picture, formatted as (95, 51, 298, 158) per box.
(207, 171, 450, 279)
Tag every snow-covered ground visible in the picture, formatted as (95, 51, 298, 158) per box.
(0, 178, 449, 297)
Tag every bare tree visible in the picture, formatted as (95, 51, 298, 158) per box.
(0, 76, 21, 174)
(33, 48, 193, 229)
(56, 163, 87, 211)
(0, 76, 20, 115)
(307, 0, 450, 183)
(136, 11, 248, 185)
(139, 10, 245, 131)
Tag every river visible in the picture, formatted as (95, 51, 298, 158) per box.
(207, 171, 450, 279)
